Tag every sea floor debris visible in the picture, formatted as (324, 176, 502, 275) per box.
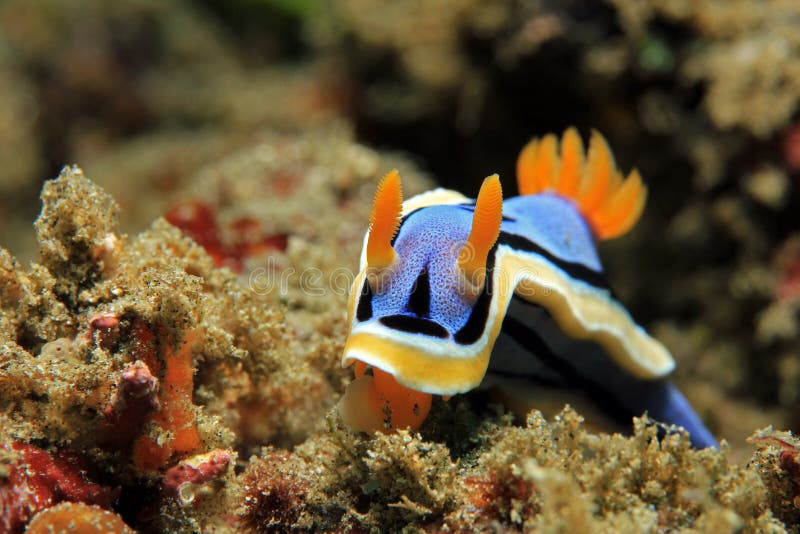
(0, 137, 798, 532)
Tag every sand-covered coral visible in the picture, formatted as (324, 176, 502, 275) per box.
(0, 132, 433, 531)
(1, 0, 800, 531)
(0, 166, 339, 530)
(232, 405, 799, 532)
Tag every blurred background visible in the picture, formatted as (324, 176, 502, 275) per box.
(0, 0, 798, 446)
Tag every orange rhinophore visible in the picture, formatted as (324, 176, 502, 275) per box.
(458, 174, 503, 291)
(366, 169, 403, 271)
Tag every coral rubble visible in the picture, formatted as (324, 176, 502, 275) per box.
(0, 135, 429, 530)
(235, 407, 798, 532)
(0, 134, 798, 532)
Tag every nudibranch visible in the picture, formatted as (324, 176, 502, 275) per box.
(340, 128, 717, 449)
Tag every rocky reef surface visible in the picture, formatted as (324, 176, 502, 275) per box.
(1, 0, 800, 532)
(0, 136, 797, 533)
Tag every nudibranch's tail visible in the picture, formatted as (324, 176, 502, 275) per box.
(516, 128, 647, 240)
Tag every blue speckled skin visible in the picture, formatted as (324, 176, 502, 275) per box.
(363, 192, 717, 449)
(371, 194, 601, 335)
(370, 204, 475, 334)
(502, 194, 602, 271)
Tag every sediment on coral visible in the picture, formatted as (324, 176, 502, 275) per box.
(0, 2, 798, 527)
(0, 129, 436, 531)
(0, 165, 347, 531)
(231, 405, 797, 532)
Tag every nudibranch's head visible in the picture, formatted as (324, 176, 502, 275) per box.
(340, 170, 503, 433)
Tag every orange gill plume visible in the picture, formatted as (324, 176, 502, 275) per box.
(366, 169, 403, 290)
(516, 128, 647, 240)
(340, 361, 432, 433)
(458, 175, 503, 298)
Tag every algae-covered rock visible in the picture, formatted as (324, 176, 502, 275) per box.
(0, 141, 798, 533)
(1, 2, 799, 529)
(0, 132, 432, 531)
(232, 406, 797, 532)
(34, 166, 120, 303)
(0, 165, 340, 531)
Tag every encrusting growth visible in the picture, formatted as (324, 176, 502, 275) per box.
(132, 325, 201, 471)
(517, 128, 647, 240)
